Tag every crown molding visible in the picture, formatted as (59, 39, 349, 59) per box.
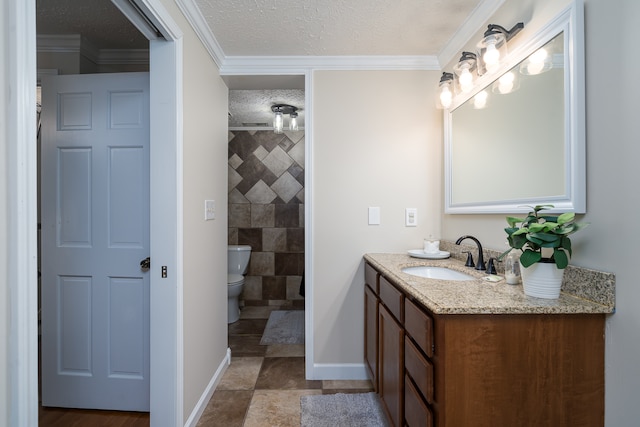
(220, 55, 440, 74)
(437, 0, 506, 69)
(36, 34, 83, 53)
(175, 0, 225, 68)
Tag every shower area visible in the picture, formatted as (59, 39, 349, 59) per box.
(226, 79, 306, 309)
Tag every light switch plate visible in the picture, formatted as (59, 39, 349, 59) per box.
(405, 208, 418, 226)
(205, 200, 215, 220)
(368, 207, 381, 225)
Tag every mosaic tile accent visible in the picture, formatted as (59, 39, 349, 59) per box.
(229, 131, 305, 306)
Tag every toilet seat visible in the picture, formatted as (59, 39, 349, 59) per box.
(228, 274, 244, 286)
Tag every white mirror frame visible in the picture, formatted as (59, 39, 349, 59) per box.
(444, 0, 585, 214)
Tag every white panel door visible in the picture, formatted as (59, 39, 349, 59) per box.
(40, 73, 150, 411)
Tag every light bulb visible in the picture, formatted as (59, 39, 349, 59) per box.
(497, 72, 515, 94)
(289, 114, 298, 131)
(483, 42, 501, 70)
(273, 111, 283, 133)
(473, 91, 488, 109)
(459, 68, 474, 93)
(439, 86, 452, 109)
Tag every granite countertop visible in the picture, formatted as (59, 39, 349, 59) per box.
(364, 253, 614, 315)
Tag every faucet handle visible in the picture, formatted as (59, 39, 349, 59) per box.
(486, 257, 498, 275)
(462, 251, 475, 268)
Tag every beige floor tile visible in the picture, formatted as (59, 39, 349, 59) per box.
(255, 357, 322, 390)
(265, 344, 305, 357)
(243, 389, 321, 427)
(196, 390, 253, 427)
(217, 357, 264, 390)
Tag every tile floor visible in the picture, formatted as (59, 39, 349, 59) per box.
(196, 306, 374, 426)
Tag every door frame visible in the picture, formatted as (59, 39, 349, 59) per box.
(7, 0, 185, 425)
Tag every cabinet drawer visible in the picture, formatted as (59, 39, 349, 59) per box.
(379, 276, 403, 321)
(405, 298, 434, 358)
(365, 263, 379, 294)
(404, 374, 433, 427)
(405, 338, 434, 404)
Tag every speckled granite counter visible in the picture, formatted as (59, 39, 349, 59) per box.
(364, 252, 614, 315)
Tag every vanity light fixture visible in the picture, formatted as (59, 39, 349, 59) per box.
(271, 104, 299, 134)
(436, 72, 455, 109)
(453, 52, 478, 94)
(477, 22, 524, 75)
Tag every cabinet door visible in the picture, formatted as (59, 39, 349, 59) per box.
(364, 284, 379, 390)
(405, 375, 433, 427)
(379, 304, 404, 427)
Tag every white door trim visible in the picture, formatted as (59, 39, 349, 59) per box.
(6, 0, 38, 425)
(8, 0, 185, 424)
(148, 35, 185, 427)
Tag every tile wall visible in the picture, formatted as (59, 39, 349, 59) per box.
(228, 130, 305, 306)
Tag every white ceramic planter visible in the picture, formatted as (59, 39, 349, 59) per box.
(520, 261, 565, 299)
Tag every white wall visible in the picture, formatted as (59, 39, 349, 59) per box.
(158, 0, 231, 422)
(1, 3, 9, 422)
(441, 0, 640, 425)
(312, 70, 441, 368)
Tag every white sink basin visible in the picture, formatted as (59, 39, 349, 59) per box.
(402, 266, 475, 281)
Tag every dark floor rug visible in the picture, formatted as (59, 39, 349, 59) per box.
(259, 310, 305, 345)
(300, 392, 389, 427)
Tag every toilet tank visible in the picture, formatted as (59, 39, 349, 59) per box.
(228, 245, 252, 275)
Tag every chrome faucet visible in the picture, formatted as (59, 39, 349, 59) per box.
(455, 235, 486, 271)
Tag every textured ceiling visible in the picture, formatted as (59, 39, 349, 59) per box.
(36, 0, 486, 129)
(229, 89, 305, 128)
(194, 0, 483, 56)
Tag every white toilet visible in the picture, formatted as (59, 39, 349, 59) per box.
(227, 245, 252, 323)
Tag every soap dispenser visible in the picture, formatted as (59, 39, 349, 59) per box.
(504, 248, 521, 285)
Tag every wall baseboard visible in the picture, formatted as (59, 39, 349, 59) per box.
(308, 363, 369, 381)
(183, 348, 231, 427)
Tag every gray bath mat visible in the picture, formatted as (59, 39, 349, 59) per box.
(300, 392, 389, 427)
(259, 310, 305, 345)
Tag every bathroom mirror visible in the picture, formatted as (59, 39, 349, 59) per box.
(444, 2, 585, 214)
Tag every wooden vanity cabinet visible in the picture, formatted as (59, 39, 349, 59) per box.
(364, 263, 379, 390)
(365, 263, 406, 426)
(364, 262, 605, 427)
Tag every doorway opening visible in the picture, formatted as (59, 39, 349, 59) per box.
(224, 74, 307, 348)
(33, 0, 181, 424)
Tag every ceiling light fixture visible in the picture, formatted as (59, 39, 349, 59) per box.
(477, 22, 524, 75)
(271, 104, 299, 134)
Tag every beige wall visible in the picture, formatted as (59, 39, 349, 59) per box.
(442, 0, 640, 424)
(158, 0, 230, 422)
(313, 70, 442, 364)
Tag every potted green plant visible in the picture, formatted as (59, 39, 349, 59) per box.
(500, 204, 589, 298)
